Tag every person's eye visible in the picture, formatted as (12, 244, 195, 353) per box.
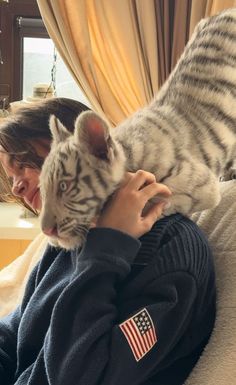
(8, 177, 13, 186)
(14, 161, 24, 171)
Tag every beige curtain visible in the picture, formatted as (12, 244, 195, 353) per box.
(37, 0, 159, 125)
(189, 0, 236, 37)
(206, 0, 236, 15)
(155, 0, 192, 87)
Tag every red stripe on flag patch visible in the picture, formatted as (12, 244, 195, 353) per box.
(119, 308, 157, 361)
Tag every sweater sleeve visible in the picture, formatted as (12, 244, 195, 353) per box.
(0, 307, 21, 384)
(0, 260, 41, 385)
(34, 226, 203, 385)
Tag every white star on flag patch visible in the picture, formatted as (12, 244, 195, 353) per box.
(119, 308, 157, 361)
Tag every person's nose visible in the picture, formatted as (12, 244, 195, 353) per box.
(12, 178, 28, 197)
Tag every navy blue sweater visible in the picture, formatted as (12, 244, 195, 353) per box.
(0, 214, 216, 385)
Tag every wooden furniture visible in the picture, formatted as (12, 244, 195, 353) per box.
(0, 202, 40, 269)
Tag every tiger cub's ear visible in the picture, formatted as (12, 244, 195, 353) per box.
(74, 111, 113, 161)
(49, 115, 71, 145)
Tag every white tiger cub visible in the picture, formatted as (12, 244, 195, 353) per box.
(40, 8, 236, 249)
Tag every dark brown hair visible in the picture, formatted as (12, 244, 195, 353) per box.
(0, 97, 90, 169)
(0, 97, 90, 208)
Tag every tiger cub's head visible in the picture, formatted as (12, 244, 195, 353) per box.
(39, 111, 126, 250)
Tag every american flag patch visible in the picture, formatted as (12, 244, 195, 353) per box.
(119, 308, 157, 361)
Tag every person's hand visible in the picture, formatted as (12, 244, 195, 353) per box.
(96, 170, 172, 238)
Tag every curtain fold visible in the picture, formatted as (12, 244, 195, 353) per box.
(206, 0, 236, 15)
(189, 0, 236, 38)
(155, 0, 192, 86)
(189, 0, 208, 37)
(37, 0, 160, 125)
(37, 0, 205, 124)
(155, 0, 172, 86)
(37, 0, 192, 123)
(171, 0, 192, 69)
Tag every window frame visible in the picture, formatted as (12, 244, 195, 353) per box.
(0, 0, 44, 102)
(16, 17, 49, 100)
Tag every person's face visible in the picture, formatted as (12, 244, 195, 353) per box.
(0, 142, 49, 211)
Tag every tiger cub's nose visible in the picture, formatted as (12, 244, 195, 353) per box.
(42, 226, 58, 237)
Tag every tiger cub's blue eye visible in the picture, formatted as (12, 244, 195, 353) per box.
(59, 181, 68, 192)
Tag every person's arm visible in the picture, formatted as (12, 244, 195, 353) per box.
(0, 260, 39, 384)
(28, 171, 206, 384)
(39, 171, 202, 385)
(0, 307, 21, 384)
(0, 247, 50, 385)
(43, 226, 199, 385)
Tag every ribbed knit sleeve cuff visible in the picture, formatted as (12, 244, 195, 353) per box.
(79, 227, 141, 264)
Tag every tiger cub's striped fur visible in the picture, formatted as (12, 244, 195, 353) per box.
(40, 8, 236, 249)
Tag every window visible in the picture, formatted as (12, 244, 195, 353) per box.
(23, 37, 89, 105)
(0, 0, 42, 102)
(0, 0, 89, 106)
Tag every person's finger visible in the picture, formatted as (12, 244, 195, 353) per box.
(140, 182, 172, 201)
(142, 201, 167, 225)
(127, 170, 156, 190)
(119, 172, 134, 188)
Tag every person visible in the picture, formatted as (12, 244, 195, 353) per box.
(0, 97, 216, 385)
